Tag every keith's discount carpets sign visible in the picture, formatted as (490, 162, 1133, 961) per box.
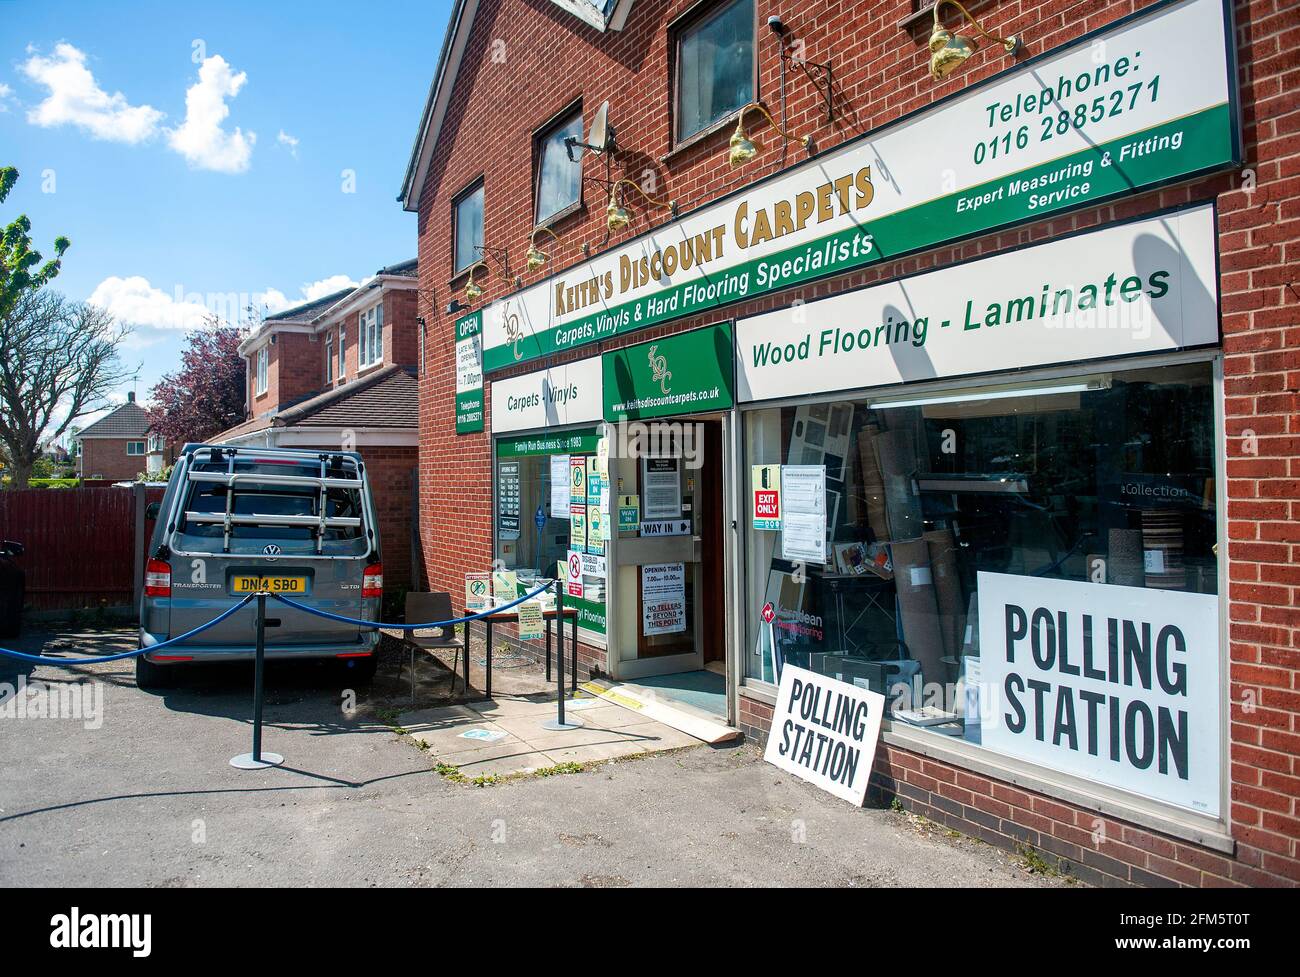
(977, 573, 1221, 816)
(764, 665, 886, 805)
(481, 0, 1236, 373)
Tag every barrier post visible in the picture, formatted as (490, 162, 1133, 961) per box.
(542, 577, 582, 731)
(231, 592, 285, 770)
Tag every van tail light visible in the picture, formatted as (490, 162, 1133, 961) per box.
(362, 563, 383, 599)
(144, 558, 172, 597)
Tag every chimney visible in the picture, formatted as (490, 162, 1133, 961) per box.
(128, 391, 136, 403)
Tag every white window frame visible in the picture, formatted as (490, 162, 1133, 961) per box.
(126, 441, 145, 456)
(337, 327, 345, 379)
(325, 332, 335, 383)
(255, 346, 269, 395)
(358, 303, 383, 369)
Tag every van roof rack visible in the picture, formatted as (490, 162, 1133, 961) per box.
(185, 458, 366, 554)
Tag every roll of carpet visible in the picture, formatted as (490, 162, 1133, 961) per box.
(891, 537, 946, 686)
(1108, 528, 1146, 587)
(924, 528, 963, 659)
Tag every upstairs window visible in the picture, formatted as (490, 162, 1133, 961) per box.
(453, 180, 484, 276)
(338, 327, 346, 379)
(255, 346, 269, 395)
(325, 332, 335, 383)
(358, 303, 383, 368)
(674, 0, 755, 143)
(535, 105, 584, 225)
(127, 441, 145, 456)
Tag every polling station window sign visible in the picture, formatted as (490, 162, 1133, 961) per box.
(764, 665, 886, 805)
(976, 572, 1221, 817)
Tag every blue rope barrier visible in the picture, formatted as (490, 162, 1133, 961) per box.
(0, 593, 258, 666)
(272, 578, 557, 630)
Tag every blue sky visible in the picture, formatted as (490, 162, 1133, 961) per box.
(0, 0, 449, 436)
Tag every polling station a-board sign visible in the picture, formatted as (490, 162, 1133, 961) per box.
(764, 665, 886, 806)
(976, 572, 1221, 816)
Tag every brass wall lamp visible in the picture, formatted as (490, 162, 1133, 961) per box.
(729, 102, 816, 168)
(463, 245, 515, 302)
(604, 178, 676, 232)
(526, 226, 560, 271)
(928, 1, 1020, 80)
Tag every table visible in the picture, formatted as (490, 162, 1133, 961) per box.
(467, 604, 578, 700)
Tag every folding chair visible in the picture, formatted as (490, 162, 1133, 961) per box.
(403, 592, 465, 700)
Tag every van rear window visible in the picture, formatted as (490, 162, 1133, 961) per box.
(179, 460, 364, 541)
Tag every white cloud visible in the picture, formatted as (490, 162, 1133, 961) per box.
(277, 129, 299, 156)
(0, 83, 13, 112)
(88, 274, 361, 331)
(301, 275, 358, 301)
(167, 55, 255, 173)
(20, 43, 164, 142)
(88, 276, 213, 331)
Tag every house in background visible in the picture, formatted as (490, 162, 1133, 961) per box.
(213, 258, 422, 589)
(75, 392, 173, 482)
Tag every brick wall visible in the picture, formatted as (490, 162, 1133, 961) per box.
(249, 332, 320, 417)
(414, 0, 1300, 886)
(360, 444, 419, 592)
(78, 438, 145, 482)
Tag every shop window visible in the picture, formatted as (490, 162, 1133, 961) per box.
(494, 429, 608, 638)
(673, 0, 755, 143)
(534, 105, 584, 225)
(743, 361, 1219, 809)
(452, 180, 484, 276)
(358, 303, 383, 368)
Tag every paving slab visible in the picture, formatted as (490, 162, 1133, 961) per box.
(396, 689, 700, 776)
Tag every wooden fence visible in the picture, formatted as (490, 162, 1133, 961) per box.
(0, 486, 164, 610)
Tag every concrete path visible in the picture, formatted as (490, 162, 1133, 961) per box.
(0, 626, 1072, 887)
(397, 694, 699, 778)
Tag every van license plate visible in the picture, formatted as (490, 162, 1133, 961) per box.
(231, 575, 307, 594)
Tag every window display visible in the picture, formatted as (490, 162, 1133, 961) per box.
(743, 361, 1218, 763)
(494, 428, 608, 636)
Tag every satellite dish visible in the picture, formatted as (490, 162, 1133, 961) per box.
(588, 101, 612, 153)
(565, 100, 615, 160)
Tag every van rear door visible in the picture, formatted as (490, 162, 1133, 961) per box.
(166, 453, 372, 647)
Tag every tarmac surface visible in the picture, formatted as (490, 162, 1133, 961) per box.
(0, 625, 1071, 887)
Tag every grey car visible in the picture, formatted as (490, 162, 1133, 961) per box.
(137, 443, 383, 689)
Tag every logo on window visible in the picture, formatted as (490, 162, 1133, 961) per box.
(263, 544, 281, 560)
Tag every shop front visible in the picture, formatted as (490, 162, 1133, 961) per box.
(485, 324, 738, 725)
(406, 0, 1300, 881)
(734, 202, 1226, 834)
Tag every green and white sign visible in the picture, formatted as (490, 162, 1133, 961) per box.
(603, 323, 735, 421)
(455, 310, 484, 434)
(480, 0, 1236, 374)
(736, 203, 1219, 403)
(489, 354, 602, 434)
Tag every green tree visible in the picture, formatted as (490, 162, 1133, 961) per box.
(0, 167, 69, 320)
(0, 167, 133, 488)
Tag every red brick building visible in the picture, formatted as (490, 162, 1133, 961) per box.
(75, 392, 163, 482)
(401, 0, 1299, 886)
(216, 259, 423, 589)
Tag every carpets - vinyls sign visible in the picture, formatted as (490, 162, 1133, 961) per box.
(481, 0, 1237, 374)
(977, 573, 1221, 816)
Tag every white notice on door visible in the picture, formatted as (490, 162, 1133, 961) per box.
(642, 457, 681, 519)
(642, 562, 686, 636)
